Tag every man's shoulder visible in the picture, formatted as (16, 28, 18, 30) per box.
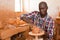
(28, 11, 39, 15)
(32, 11, 39, 13)
(47, 15, 54, 21)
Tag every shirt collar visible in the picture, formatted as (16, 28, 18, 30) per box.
(37, 12, 48, 21)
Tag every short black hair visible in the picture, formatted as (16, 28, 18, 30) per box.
(39, 1, 48, 8)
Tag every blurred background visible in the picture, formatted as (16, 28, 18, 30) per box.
(15, 0, 60, 18)
(0, 0, 60, 18)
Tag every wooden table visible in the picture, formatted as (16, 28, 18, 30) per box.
(0, 26, 29, 40)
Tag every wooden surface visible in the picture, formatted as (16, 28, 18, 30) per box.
(0, 26, 29, 40)
(29, 31, 44, 36)
(55, 17, 60, 40)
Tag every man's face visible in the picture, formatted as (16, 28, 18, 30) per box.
(39, 3, 48, 15)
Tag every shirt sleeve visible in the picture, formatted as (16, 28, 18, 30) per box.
(20, 12, 35, 23)
(47, 19, 54, 40)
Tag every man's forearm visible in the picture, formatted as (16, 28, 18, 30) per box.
(21, 16, 33, 24)
(21, 16, 37, 28)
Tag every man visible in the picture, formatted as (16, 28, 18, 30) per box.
(20, 1, 54, 40)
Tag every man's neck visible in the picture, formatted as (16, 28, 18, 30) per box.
(40, 14, 47, 18)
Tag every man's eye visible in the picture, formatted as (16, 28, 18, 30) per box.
(40, 8, 44, 9)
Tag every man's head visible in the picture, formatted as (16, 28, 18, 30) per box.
(39, 1, 48, 16)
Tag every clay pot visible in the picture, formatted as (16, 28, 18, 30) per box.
(32, 26, 40, 34)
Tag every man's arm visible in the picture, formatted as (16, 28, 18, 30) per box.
(20, 13, 34, 24)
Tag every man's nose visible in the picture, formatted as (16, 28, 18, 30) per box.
(41, 9, 44, 12)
